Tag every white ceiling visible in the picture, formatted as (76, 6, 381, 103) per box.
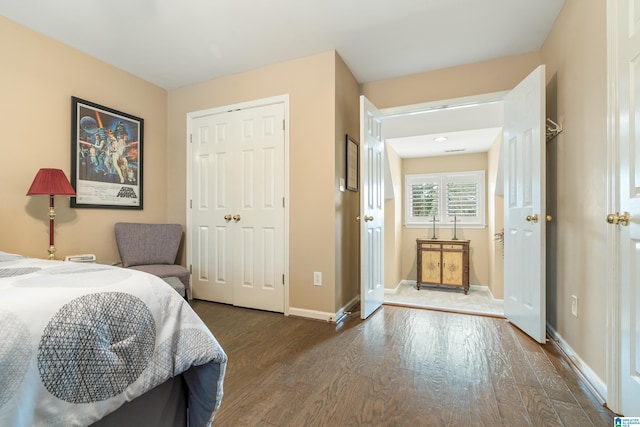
(0, 0, 564, 157)
(385, 101, 504, 158)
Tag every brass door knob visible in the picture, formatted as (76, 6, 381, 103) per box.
(364, 215, 374, 222)
(526, 214, 539, 223)
(224, 214, 232, 221)
(233, 214, 241, 221)
(606, 211, 630, 226)
(546, 215, 552, 222)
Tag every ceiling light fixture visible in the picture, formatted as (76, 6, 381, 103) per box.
(434, 136, 448, 142)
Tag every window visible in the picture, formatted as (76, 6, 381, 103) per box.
(405, 170, 485, 228)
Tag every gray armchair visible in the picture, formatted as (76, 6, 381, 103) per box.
(114, 222, 190, 298)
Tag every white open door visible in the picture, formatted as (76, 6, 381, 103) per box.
(610, 0, 640, 415)
(503, 65, 547, 343)
(360, 96, 385, 319)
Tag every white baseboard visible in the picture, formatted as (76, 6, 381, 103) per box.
(288, 307, 335, 322)
(469, 284, 504, 303)
(289, 295, 360, 323)
(384, 280, 406, 295)
(547, 326, 607, 404)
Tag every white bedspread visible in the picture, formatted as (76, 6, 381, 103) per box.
(0, 251, 226, 427)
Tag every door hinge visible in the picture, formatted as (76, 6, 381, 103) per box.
(282, 274, 285, 285)
(282, 119, 285, 131)
(190, 134, 193, 143)
(189, 265, 193, 274)
(190, 199, 192, 208)
(282, 197, 285, 208)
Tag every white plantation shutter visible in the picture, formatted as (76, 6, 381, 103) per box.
(405, 171, 485, 227)
(410, 180, 439, 218)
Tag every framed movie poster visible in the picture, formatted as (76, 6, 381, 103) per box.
(70, 97, 143, 209)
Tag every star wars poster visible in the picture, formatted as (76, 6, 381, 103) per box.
(70, 97, 143, 209)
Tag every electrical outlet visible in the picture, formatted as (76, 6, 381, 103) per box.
(313, 272, 322, 286)
(571, 295, 578, 317)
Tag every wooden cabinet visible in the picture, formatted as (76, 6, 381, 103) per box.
(416, 239, 470, 294)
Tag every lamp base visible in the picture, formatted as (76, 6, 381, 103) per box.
(48, 196, 56, 260)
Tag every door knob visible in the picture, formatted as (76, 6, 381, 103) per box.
(546, 215, 552, 222)
(606, 211, 630, 226)
(364, 215, 374, 222)
(224, 214, 232, 221)
(233, 214, 241, 221)
(526, 214, 539, 223)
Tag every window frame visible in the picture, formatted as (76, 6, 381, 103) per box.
(404, 170, 486, 229)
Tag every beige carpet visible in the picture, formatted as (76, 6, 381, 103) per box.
(384, 281, 504, 317)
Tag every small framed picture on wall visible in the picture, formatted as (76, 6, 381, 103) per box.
(346, 135, 359, 192)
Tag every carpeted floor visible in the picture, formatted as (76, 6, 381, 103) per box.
(384, 281, 504, 317)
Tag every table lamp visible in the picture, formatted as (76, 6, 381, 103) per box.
(26, 168, 76, 260)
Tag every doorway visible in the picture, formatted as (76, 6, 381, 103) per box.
(186, 95, 290, 314)
(379, 92, 508, 316)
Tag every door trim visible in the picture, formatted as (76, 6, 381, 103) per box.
(185, 94, 291, 316)
(605, 0, 621, 413)
(380, 91, 509, 118)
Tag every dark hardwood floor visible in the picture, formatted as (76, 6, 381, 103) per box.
(191, 300, 616, 427)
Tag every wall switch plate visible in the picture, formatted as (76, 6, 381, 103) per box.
(571, 295, 578, 317)
(313, 272, 322, 286)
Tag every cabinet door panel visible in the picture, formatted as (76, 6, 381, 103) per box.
(421, 250, 441, 283)
(442, 251, 463, 286)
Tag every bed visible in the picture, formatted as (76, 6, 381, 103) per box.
(0, 251, 227, 427)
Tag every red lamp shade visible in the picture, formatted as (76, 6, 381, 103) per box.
(26, 168, 76, 196)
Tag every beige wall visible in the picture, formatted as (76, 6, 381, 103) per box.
(167, 51, 340, 314)
(362, 52, 541, 108)
(487, 134, 504, 299)
(0, 17, 168, 264)
(401, 153, 490, 287)
(384, 145, 403, 290)
(334, 54, 361, 310)
(541, 0, 608, 382)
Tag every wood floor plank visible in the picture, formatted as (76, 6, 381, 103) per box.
(552, 399, 596, 427)
(191, 301, 616, 426)
(541, 339, 615, 426)
(528, 351, 576, 403)
(496, 319, 545, 388)
(493, 381, 532, 426)
(519, 383, 564, 427)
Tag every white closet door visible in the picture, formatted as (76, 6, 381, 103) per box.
(190, 103, 285, 313)
(231, 104, 285, 313)
(191, 111, 234, 304)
